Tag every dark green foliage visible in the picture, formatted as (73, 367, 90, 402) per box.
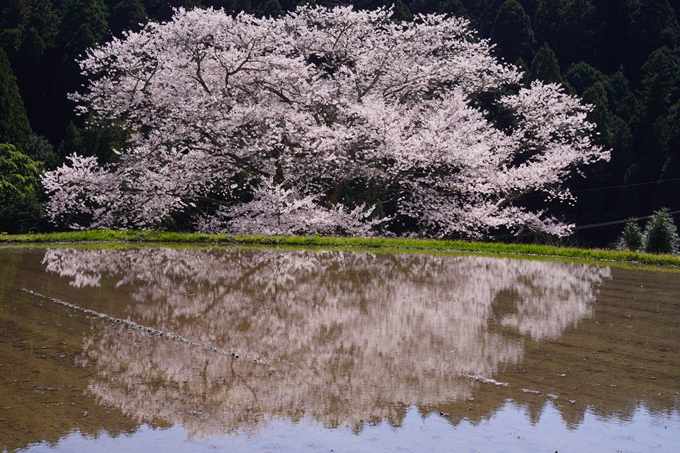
(565, 61, 603, 95)
(44, 25, 97, 149)
(18, 28, 46, 74)
(516, 0, 538, 16)
(591, 0, 633, 73)
(22, 133, 57, 167)
(469, 0, 504, 36)
(64, 23, 98, 58)
(57, 121, 84, 164)
(582, 82, 612, 141)
(0, 143, 39, 200)
(27, 0, 61, 46)
(57, 0, 110, 45)
(627, 0, 680, 78)
(630, 47, 680, 188)
(0, 47, 31, 147)
(642, 208, 679, 254)
(0, 143, 46, 234)
(390, 0, 414, 21)
(14, 28, 49, 134)
(109, 0, 148, 37)
(0, 0, 32, 31)
(231, 0, 252, 14)
(533, 0, 562, 49)
(604, 71, 636, 121)
(637, 47, 679, 125)
(655, 152, 680, 208)
(490, 0, 535, 64)
(258, 0, 284, 18)
(439, 0, 467, 16)
(529, 42, 562, 84)
(618, 218, 643, 251)
(559, 0, 596, 67)
(0, 28, 22, 61)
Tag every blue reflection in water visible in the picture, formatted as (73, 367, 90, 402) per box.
(24, 404, 680, 453)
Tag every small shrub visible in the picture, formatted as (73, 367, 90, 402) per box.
(618, 219, 643, 251)
(642, 208, 679, 254)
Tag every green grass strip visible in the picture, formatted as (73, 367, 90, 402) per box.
(2, 230, 679, 267)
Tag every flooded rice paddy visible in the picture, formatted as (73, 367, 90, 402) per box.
(0, 246, 679, 452)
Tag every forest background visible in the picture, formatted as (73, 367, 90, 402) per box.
(1, 0, 679, 247)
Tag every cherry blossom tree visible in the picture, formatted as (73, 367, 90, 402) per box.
(43, 6, 609, 237)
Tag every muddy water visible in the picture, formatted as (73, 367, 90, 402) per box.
(0, 246, 678, 452)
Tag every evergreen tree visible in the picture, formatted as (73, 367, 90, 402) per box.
(490, 0, 535, 64)
(231, 0, 252, 15)
(0, 144, 40, 198)
(57, 0, 110, 45)
(0, 29, 23, 64)
(529, 42, 562, 84)
(109, 0, 148, 37)
(258, 0, 284, 18)
(0, 47, 32, 147)
(44, 24, 94, 155)
(472, 0, 505, 37)
(14, 28, 47, 134)
(56, 121, 84, 164)
(642, 208, 679, 254)
(27, 0, 61, 47)
(22, 133, 56, 163)
(565, 61, 604, 95)
(556, 0, 595, 67)
(637, 46, 679, 125)
(655, 151, 680, 209)
(618, 218, 643, 251)
(17, 28, 46, 82)
(0, 143, 45, 234)
(439, 0, 467, 16)
(604, 71, 636, 122)
(406, 0, 441, 15)
(582, 81, 612, 139)
(517, 0, 537, 16)
(0, 0, 32, 31)
(591, 0, 633, 73)
(533, 0, 563, 48)
(627, 0, 680, 79)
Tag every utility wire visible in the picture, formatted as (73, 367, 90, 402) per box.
(470, 209, 680, 240)
(520, 176, 680, 199)
(572, 177, 680, 193)
(573, 209, 680, 230)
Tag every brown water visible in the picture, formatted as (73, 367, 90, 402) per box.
(0, 246, 678, 453)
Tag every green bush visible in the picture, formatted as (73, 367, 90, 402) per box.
(642, 208, 679, 255)
(618, 218, 643, 251)
(0, 143, 47, 233)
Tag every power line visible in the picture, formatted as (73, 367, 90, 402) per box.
(573, 209, 680, 231)
(473, 209, 680, 240)
(519, 176, 680, 199)
(573, 177, 680, 193)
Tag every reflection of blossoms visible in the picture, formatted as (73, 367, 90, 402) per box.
(44, 247, 611, 436)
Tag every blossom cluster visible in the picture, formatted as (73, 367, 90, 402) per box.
(43, 6, 609, 236)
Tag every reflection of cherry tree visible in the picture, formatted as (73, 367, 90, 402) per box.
(45, 248, 610, 435)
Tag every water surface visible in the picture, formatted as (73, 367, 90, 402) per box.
(1, 246, 678, 452)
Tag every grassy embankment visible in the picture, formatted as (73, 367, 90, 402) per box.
(1, 230, 680, 267)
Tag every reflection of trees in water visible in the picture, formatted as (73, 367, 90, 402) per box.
(44, 248, 611, 436)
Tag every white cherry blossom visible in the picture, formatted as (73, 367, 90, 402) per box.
(44, 6, 609, 237)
